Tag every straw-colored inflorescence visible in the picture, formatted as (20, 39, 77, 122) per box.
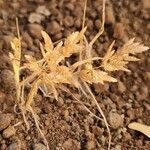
(9, 0, 149, 150)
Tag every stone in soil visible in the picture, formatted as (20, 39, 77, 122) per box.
(76, 104, 89, 115)
(22, 32, 33, 47)
(117, 81, 126, 93)
(28, 13, 45, 24)
(0, 91, 5, 104)
(33, 143, 46, 150)
(61, 109, 70, 121)
(113, 22, 128, 41)
(55, 97, 64, 107)
(63, 16, 74, 27)
(62, 138, 81, 150)
(1, 69, 15, 90)
(46, 21, 61, 35)
(3, 35, 14, 49)
(108, 112, 124, 129)
(142, 0, 150, 9)
(2, 126, 16, 138)
(0, 113, 13, 131)
(36, 5, 51, 16)
(105, 2, 115, 25)
(86, 140, 96, 150)
(28, 23, 43, 39)
(7, 142, 21, 150)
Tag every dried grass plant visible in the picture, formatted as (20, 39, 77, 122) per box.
(9, 0, 149, 149)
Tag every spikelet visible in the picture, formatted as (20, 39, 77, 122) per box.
(48, 27, 86, 65)
(10, 38, 21, 83)
(38, 28, 87, 71)
(80, 68, 117, 84)
(21, 28, 87, 108)
(41, 31, 53, 52)
(46, 66, 73, 84)
(24, 55, 43, 72)
(102, 39, 149, 72)
(9, 37, 21, 103)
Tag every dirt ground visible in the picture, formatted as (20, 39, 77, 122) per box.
(0, 0, 150, 150)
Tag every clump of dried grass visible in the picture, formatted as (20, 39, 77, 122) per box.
(9, 0, 149, 149)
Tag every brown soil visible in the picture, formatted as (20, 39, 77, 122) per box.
(0, 0, 150, 150)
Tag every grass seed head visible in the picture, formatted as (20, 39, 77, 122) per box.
(9, 1, 149, 150)
(102, 38, 149, 72)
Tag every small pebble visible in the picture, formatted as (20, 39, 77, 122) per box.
(114, 144, 122, 150)
(61, 109, 69, 121)
(0, 40, 4, 50)
(28, 23, 43, 39)
(62, 139, 81, 150)
(0, 143, 7, 150)
(142, 0, 150, 9)
(76, 104, 88, 115)
(108, 112, 124, 129)
(0, 113, 13, 131)
(86, 140, 96, 150)
(94, 83, 109, 93)
(137, 85, 148, 101)
(113, 23, 127, 41)
(22, 32, 33, 47)
(145, 72, 150, 80)
(34, 0, 45, 4)
(54, 32, 63, 40)
(46, 21, 61, 35)
(7, 142, 21, 150)
(106, 3, 115, 25)
(28, 13, 44, 23)
(36, 5, 51, 16)
(2, 126, 16, 138)
(118, 81, 126, 93)
(1, 69, 15, 90)
(63, 16, 74, 27)
(33, 143, 46, 150)
(86, 19, 93, 31)
(0, 91, 6, 104)
(44, 119, 50, 126)
(101, 135, 106, 146)
(3, 35, 14, 48)
(65, 3, 74, 11)
(56, 97, 64, 107)
(95, 19, 101, 30)
(74, 18, 81, 28)
(26, 135, 31, 140)
(92, 126, 104, 136)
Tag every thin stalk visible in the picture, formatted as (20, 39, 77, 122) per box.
(83, 82, 111, 150)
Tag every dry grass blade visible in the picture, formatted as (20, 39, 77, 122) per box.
(128, 122, 150, 138)
(102, 39, 149, 72)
